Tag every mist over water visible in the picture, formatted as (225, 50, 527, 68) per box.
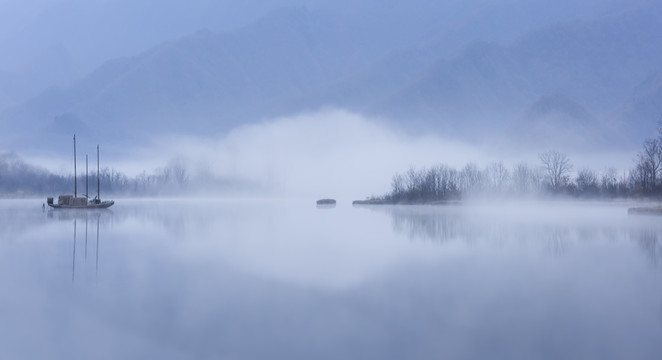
(112, 109, 634, 199)
(2, 199, 661, 359)
(1, 1, 661, 359)
(123, 109, 487, 198)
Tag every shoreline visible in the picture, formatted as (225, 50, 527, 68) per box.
(352, 197, 662, 207)
(352, 199, 461, 206)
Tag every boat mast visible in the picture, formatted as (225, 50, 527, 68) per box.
(97, 145, 100, 201)
(86, 154, 89, 199)
(74, 134, 77, 198)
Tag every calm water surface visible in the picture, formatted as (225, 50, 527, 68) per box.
(1, 198, 661, 359)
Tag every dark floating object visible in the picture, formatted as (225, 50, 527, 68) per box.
(628, 206, 662, 215)
(316, 199, 336, 205)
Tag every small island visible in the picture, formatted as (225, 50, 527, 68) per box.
(353, 129, 662, 207)
(316, 199, 336, 205)
(352, 198, 460, 205)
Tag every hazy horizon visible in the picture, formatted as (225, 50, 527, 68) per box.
(3, 3, 662, 358)
(2, 0, 660, 167)
(2, 108, 639, 200)
(0, 0, 660, 199)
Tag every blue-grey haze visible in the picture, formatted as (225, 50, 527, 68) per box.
(0, 0, 660, 159)
(2, 3, 662, 359)
(1, 199, 661, 359)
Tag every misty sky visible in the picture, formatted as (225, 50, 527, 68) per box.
(0, 0, 317, 70)
(0, 0, 643, 92)
(1, 0, 659, 197)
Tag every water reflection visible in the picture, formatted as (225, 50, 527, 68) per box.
(1, 199, 661, 360)
(636, 228, 662, 265)
(357, 203, 662, 263)
(316, 203, 336, 210)
(46, 209, 110, 283)
(0, 200, 50, 240)
(70, 214, 101, 282)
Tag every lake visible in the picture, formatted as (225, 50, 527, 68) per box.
(1, 198, 661, 359)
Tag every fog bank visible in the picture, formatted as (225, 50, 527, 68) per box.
(121, 109, 633, 199)
(118, 110, 482, 198)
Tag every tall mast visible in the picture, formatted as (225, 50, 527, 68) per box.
(74, 134, 77, 198)
(97, 145, 100, 200)
(86, 154, 89, 199)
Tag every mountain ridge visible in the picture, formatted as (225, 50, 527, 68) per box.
(2, 1, 661, 154)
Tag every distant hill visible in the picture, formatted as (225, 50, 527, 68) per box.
(617, 71, 662, 142)
(2, 0, 661, 154)
(0, 0, 326, 109)
(279, 1, 662, 148)
(506, 94, 603, 150)
(2, 7, 385, 149)
(364, 4, 662, 144)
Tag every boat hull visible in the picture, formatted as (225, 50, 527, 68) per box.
(48, 201, 114, 209)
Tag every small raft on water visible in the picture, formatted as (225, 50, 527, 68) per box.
(316, 199, 336, 207)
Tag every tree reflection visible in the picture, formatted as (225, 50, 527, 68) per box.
(360, 204, 662, 263)
(384, 206, 577, 254)
(389, 206, 470, 244)
(633, 229, 662, 265)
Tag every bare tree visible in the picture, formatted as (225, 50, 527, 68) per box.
(600, 168, 619, 197)
(168, 158, 189, 188)
(388, 164, 460, 202)
(575, 168, 599, 196)
(405, 166, 423, 199)
(512, 162, 543, 195)
(433, 164, 459, 199)
(391, 173, 405, 200)
(484, 161, 510, 195)
(634, 138, 662, 194)
(539, 150, 572, 193)
(459, 163, 483, 194)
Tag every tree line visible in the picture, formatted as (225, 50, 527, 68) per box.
(384, 127, 662, 203)
(0, 154, 197, 197)
(3, 125, 662, 199)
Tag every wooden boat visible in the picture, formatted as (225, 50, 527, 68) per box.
(48, 195, 114, 209)
(47, 135, 115, 209)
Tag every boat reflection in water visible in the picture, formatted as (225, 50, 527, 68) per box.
(48, 209, 113, 282)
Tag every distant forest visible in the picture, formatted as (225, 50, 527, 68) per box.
(0, 154, 238, 198)
(374, 127, 662, 203)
